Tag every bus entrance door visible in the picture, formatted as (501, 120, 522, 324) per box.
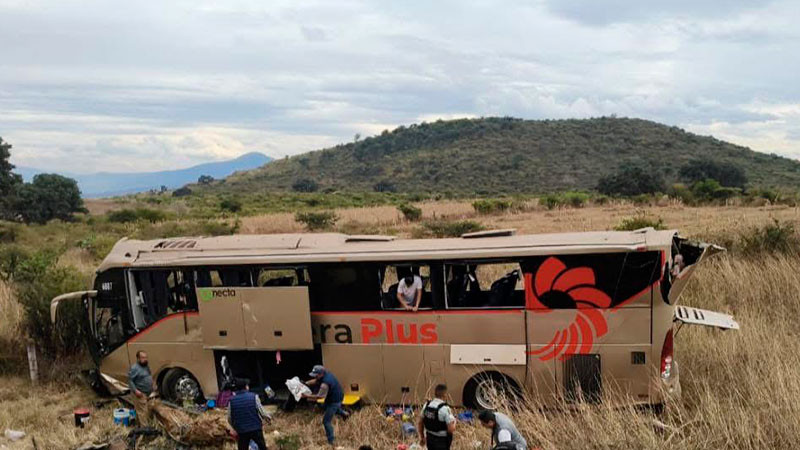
(241, 286, 314, 350)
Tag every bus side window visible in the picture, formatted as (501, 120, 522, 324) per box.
(445, 262, 524, 308)
(380, 264, 433, 310)
(195, 267, 253, 288)
(254, 267, 302, 287)
(308, 263, 380, 311)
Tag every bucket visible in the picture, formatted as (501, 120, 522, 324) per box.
(113, 408, 131, 426)
(73, 408, 90, 428)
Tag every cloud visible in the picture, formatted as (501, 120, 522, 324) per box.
(1, 0, 799, 172)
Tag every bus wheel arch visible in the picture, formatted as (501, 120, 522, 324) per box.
(160, 367, 203, 403)
(462, 371, 522, 410)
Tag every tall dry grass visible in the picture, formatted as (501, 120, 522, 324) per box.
(2, 204, 800, 448)
(0, 279, 24, 349)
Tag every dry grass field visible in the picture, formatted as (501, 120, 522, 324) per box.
(2, 202, 799, 449)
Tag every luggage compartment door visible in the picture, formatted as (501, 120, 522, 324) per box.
(242, 287, 314, 350)
(196, 287, 247, 349)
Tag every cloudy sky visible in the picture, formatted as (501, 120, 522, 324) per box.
(1, 0, 799, 173)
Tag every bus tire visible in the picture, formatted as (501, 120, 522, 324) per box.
(161, 368, 203, 403)
(463, 371, 521, 410)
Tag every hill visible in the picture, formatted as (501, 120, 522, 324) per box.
(19, 152, 271, 197)
(201, 117, 800, 195)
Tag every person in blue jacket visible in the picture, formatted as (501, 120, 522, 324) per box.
(303, 365, 349, 445)
(227, 379, 272, 450)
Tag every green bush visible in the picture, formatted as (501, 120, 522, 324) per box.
(472, 199, 513, 215)
(667, 183, 694, 205)
(397, 203, 422, 221)
(220, 197, 243, 213)
(9, 250, 89, 355)
(0, 221, 20, 243)
(614, 213, 666, 231)
(540, 192, 589, 209)
(292, 178, 319, 193)
(738, 219, 799, 255)
(597, 164, 665, 196)
(417, 220, 485, 238)
(107, 208, 167, 224)
(691, 179, 741, 201)
(172, 186, 192, 197)
(295, 211, 338, 231)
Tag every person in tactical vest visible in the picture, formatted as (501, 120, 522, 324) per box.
(227, 379, 271, 450)
(418, 384, 456, 449)
(303, 365, 349, 445)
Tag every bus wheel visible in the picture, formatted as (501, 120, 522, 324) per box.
(463, 372, 521, 410)
(161, 368, 203, 403)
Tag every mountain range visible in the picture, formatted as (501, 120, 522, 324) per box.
(17, 152, 271, 198)
(198, 117, 800, 195)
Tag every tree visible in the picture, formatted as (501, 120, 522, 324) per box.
(0, 137, 22, 219)
(219, 197, 242, 213)
(679, 159, 747, 188)
(597, 164, 665, 196)
(198, 175, 214, 184)
(14, 174, 87, 224)
(292, 178, 319, 192)
(172, 186, 192, 197)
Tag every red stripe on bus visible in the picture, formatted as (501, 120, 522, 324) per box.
(129, 311, 199, 343)
(311, 309, 523, 316)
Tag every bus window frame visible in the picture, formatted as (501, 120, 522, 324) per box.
(378, 262, 436, 311)
(443, 258, 526, 310)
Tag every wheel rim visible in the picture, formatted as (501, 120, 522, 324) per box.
(475, 378, 502, 410)
(174, 374, 200, 401)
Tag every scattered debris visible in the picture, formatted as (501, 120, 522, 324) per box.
(150, 400, 233, 446)
(3, 430, 25, 441)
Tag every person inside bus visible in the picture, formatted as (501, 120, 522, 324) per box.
(227, 378, 272, 450)
(302, 365, 349, 445)
(397, 273, 423, 311)
(418, 384, 456, 450)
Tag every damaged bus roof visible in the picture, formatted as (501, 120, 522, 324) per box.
(96, 228, 682, 272)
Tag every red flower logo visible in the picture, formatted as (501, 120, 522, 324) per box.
(525, 257, 611, 361)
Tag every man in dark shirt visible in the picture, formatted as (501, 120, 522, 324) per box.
(128, 350, 155, 398)
(228, 379, 271, 450)
(303, 365, 348, 445)
(127, 350, 156, 424)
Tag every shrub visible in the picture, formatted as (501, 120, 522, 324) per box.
(472, 199, 512, 215)
(738, 219, 799, 255)
(597, 164, 665, 196)
(9, 250, 88, 355)
(172, 186, 192, 197)
(135, 208, 168, 223)
(679, 158, 747, 188)
(292, 178, 319, 193)
(106, 209, 139, 223)
(197, 175, 214, 184)
(614, 213, 666, 231)
(667, 183, 694, 205)
(691, 179, 741, 201)
(107, 208, 167, 224)
(418, 220, 485, 238)
(561, 191, 589, 208)
(540, 192, 589, 209)
(0, 221, 20, 243)
(295, 211, 338, 231)
(372, 180, 397, 193)
(220, 197, 243, 213)
(397, 203, 422, 221)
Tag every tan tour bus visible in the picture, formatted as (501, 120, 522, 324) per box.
(51, 228, 738, 409)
